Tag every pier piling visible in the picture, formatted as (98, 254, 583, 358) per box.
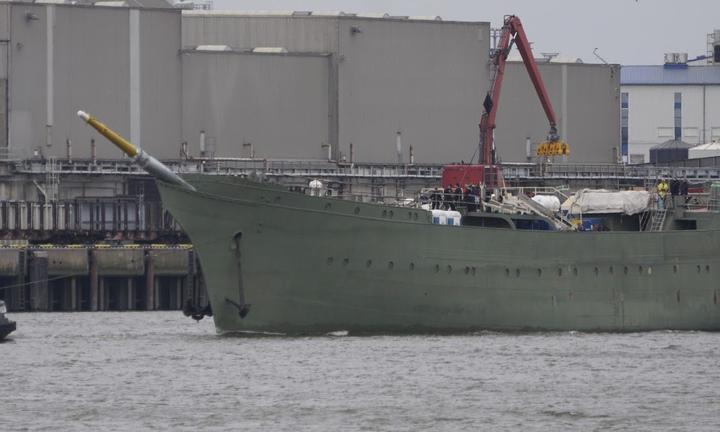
(145, 251, 156, 311)
(1, 245, 203, 312)
(89, 249, 99, 311)
(28, 251, 49, 311)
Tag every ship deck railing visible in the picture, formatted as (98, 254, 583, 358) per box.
(8, 158, 720, 182)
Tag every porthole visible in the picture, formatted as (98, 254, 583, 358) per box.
(354, 207, 360, 215)
(706, 265, 711, 273)
(408, 212, 412, 220)
(638, 266, 643, 274)
(624, 266, 629, 275)
(413, 213, 419, 221)
(472, 267, 477, 276)
(464, 266, 470, 275)
(676, 290, 681, 303)
(515, 268, 521, 277)
(505, 268, 510, 277)
(324, 202, 331, 210)
(409, 262, 415, 271)
(275, 196, 282, 203)
(673, 264, 679, 274)
(342, 258, 350, 267)
(389, 211, 394, 219)
(326, 257, 334, 265)
(388, 261, 394, 270)
(697, 265, 702, 274)
(609, 266, 614, 274)
(366, 260, 372, 268)
(594, 267, 599, 276)
(434, 264, 440, 273)
(573, 267, 578, 276)
(447, 265, 453, 274)
(557, 268, 563, 277)
(537, 268, 542, 277)
(382, 210, 387, 218)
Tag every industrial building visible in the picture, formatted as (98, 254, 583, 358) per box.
(621, 31, 720, 164)
(0, 4, 621, 164)
(497, 61, 620, 163)
(181, 10, 620, 164)
(181, 11, 490, 163)
(1, 1, 182, 160)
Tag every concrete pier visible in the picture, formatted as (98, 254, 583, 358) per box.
(0, 245, 203, 312)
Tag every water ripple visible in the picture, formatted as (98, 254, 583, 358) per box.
(1, 312, 719, 431)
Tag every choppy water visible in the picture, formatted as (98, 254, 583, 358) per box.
(1, 312, 719, 431)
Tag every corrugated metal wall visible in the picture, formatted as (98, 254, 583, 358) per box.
(5, 8, 620, 164)
(336, 19, 488, 163)
(496, 62, 621, 163)
(7, 4, 182, 160)
(181, 51, 331, 159)
(182, 15, 339, 52)
(0, 79, 6, 153)
(181, 15, 490, 163)
(139, 9, 182, 158)
(0, 4, 7, 155)
(9, 4, 47, 158)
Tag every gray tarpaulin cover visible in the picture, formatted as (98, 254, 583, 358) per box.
(561, 189, 650, 215)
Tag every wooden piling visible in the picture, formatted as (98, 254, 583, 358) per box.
(145, 251, 155, 311)
(89, 249, 99, 311)
(28, 251, 49, 311)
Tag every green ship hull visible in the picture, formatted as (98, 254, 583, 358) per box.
(158, 175, 720, 334)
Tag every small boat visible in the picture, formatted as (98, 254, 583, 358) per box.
(0, 300, 16, 340)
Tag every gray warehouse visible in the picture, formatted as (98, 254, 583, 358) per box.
(0, 4, 620, 164)
(181, 50, 331, 160)
(496, 61, 621, 163)
(181, 11, 620, 163)
(181, 11, 490, 163)
(1, 2, 182, 160)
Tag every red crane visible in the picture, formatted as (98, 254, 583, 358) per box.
(441, 15, 569, 189)
(481, 15, 565, 166)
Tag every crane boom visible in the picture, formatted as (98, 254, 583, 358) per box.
(480, 15, 566, 166)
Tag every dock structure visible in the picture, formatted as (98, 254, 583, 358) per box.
(0, 244, 205, 313)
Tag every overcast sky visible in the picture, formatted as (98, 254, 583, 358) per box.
(213, 0, 719, 64)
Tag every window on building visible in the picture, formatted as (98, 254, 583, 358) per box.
(621, 92, 629, 160)
(674, 92, 682, 140)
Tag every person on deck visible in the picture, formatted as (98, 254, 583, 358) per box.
(657, 179, 669, 209)
(454, 183, 463, 209)
(444, 185, 453, 210)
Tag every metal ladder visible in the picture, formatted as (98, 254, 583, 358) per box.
(517, 194, 575, 230)
(649, 208, 667, 232)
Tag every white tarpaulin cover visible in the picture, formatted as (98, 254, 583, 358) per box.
(689, 142, 720, 159)
(532, 195, 561, 212)
(561, 189, 650, 215)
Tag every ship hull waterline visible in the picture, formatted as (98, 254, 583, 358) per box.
(158, 175, 720, 335)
